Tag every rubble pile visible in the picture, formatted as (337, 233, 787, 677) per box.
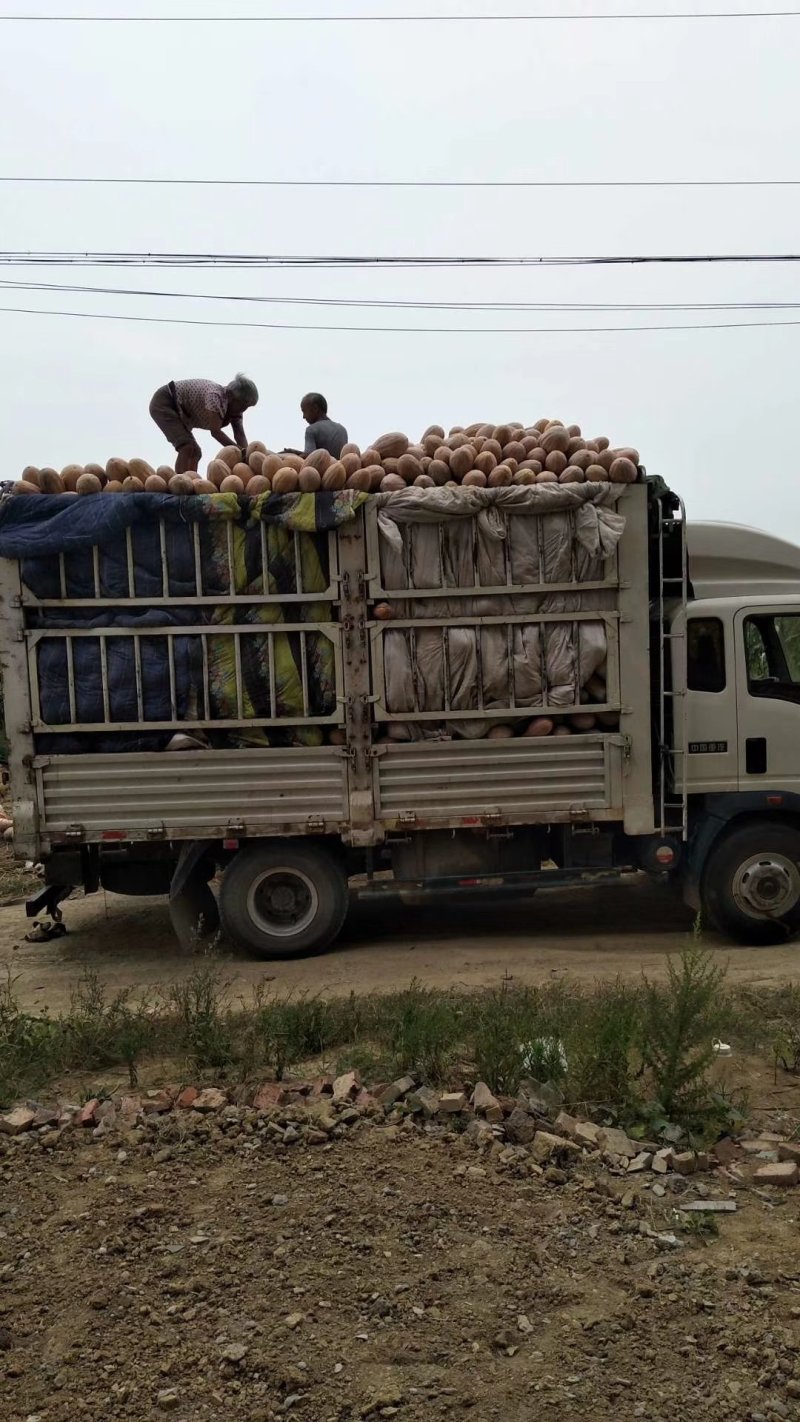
(2, 1072, 796, 1205)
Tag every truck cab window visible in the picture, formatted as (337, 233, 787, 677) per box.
(745, 614, 800, 703)
(687, 618, 726, 693)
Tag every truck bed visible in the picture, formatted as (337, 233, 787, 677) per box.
(0, 482, 655, 859)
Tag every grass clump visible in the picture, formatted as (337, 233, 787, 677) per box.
(0, 943, 779, 1143)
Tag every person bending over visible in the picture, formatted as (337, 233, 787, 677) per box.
(149, 374, 259, 473)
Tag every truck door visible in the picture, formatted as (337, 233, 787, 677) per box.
(734, 607, 800, 791)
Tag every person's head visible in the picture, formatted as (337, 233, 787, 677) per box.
(226, 373, 259, 415)
(301, 392, 328, 424)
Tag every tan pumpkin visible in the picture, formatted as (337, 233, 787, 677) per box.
(271, 469, 299, 495)
(143, 474, 168, 493)
(322, 461, 347, 490)
(220, 473, 245, 494)
(398, 453, 422, 483)
(427, 459, 450, 486)
(299, 467, 322, 492)
(305, 448, 333, 473)
(373, 432, 409, 460)
(216, 447, 241, 470)
(169, 474, 195, 495)
(39, 469, 65, 494)
(129, 458, 156, 482)
(449, 446, 475, 479)
(246, 475, 271, 495)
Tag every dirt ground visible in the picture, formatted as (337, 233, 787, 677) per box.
(3, 1114, 800, 1422)
(2, 875, 799, 1015)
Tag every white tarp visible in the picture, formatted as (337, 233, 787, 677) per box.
(374, 483, 627, 739)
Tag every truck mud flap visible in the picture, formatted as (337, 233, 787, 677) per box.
(169, 842, 220, 950)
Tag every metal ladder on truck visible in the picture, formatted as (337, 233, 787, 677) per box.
(654, 483, 689, 841)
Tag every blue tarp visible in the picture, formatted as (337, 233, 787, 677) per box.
(0, 490, 365, 752)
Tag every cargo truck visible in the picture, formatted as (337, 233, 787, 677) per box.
(1, 475, 799, 957)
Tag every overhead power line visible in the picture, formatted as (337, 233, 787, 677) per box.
(2, 175, 799, 188)
(3, 277, 800, 315)
(1, 9, 798, 19)
(2, 251, 800, 270)
(1, 303, 799, 336)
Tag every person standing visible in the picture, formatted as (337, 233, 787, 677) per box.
(301, 393, 348, 459)
(149, 374, 259, 473)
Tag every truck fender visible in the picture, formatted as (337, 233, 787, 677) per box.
(685, 792, 800, 895)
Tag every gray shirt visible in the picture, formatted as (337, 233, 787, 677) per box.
(304, 418, 348, 459)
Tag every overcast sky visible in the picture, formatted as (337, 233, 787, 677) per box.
(2, 3, 799, 540)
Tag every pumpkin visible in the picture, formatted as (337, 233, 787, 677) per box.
(398, 453, 423, 483)
(322, 462, 347, 490)
(271, 469, 298, 495)
(306, 448, 333, 473)
(169, 474, 195, 495)
(609, 457, 638, 484)
(129, 458, 156, 482)
(449, 446, 475, 479)
(299, 467, 322, 491)
(373, 432, 409, 460)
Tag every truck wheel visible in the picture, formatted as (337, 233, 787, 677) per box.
(701, 822, 800, 945)
(219, 842, 348, 960)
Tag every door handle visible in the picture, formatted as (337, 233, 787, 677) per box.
(746, 737, 767, 775)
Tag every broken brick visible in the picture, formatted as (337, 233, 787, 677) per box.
(252, 1082, 289, 1112)
(504, 1108, 537, 1146)
(175, 1087, 199, 1110)
(472, 1081, 501, 1116)
(378, 1077, 416, 1108)
(438, 1092, 468, 1114)
(755, 1160, 799, 1187)
(332, 1071, 361, 1104)
(142, 1090, 173, 1115)
(406, 1087, 440, 1119)
(77, 1099, 100, 1127)
(0, 1106, 36, 1136)
(597, 1127, 637, 1160)
(672, 1151, 709, 1177)
(192, 1088, 227, 1113)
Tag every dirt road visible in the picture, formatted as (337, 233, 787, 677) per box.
(4, 1105, 800, 1422)
(3, 876, 799, 1013)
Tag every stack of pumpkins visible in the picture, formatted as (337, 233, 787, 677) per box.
(12, 418, 640, 496)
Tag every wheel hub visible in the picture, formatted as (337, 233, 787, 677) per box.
(247, 868, 319, 938)
(732, 853, 800, 919)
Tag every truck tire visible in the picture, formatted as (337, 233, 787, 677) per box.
(701, 822, 800, 945)
(219, 841, 348, 960)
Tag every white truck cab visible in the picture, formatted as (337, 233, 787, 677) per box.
(674, 522, 800, 942)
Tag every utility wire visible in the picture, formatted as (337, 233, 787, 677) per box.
(2, 175, 799, 188)
(2, 251, 800, 269)
(1, 302, 799, 335)
(2, 277, 800, 315)
(1, 9, 798, 19)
